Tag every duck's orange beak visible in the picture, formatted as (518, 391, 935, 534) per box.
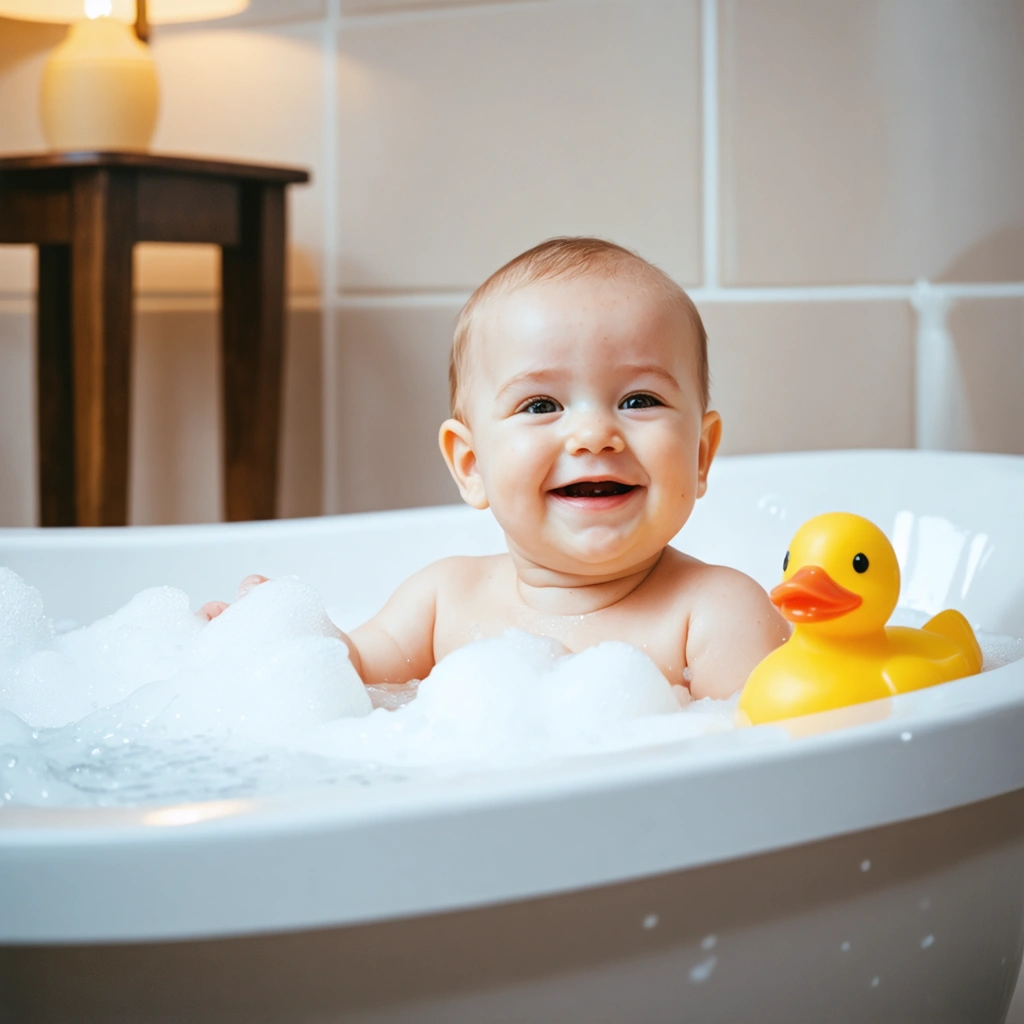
(770, 565, 862, 623)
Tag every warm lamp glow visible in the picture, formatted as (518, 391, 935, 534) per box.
(0, 0, 249, 153)
(0, 0, 248, 24)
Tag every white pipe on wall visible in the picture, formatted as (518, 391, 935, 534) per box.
(911, 280, 962, 451)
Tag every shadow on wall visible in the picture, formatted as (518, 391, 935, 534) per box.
(940, 224, 1024, 284)
(942, 226, 1024, 457)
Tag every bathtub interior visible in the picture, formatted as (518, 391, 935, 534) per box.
(0, 449, 1021, 822)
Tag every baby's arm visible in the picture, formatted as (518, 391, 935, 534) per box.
(684, 567, 790, 701)
(345, 563, 441, 684)
(200, 564, 443, 686)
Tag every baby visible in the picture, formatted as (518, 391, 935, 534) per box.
(204, 238, 788, 700)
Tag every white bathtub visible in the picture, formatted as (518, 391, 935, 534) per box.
(1, 450, 1023, 1023)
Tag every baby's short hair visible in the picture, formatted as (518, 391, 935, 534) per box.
(449, 236, 709, 420)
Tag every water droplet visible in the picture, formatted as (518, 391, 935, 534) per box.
(841, 941, 851, 952)
(757, 494, 787, 519)
(701, 934, 717, 950)
(871, 976, 881, 988)
(919, 897, 931, 911)
(860, 860, 871, 872)
(900, 731, 912, 742)
(643, 914, 659, 930)
(921, 934, 934, 949)
(689, 956, 717, 983)
(5, 758, 16, 769)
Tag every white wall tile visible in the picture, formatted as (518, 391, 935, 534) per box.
(947, 298, 1024, 455)
(701, 300, 916, 454)
(130, 307, 325, 524)
(335, 303, 461, 511)
(129, 310, 222, 525)
(279, 308, 324, 517)
(0, 308, 36, 527)
(210, 0, 325, 27)
(341, 0, 534, 14)
(145, 20, 325, 296)
(720, 0, 1024, 286)
(336, 0, 701, 291)
(0, 19, 60, 296)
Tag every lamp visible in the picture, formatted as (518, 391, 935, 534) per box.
(0, 0, 249, 151)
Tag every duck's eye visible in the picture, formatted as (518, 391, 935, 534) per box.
(853, 553, 869, 573)
(782, 551, 790, 572)
(520, 398, 561, 415)
(620, 393, 661, 410)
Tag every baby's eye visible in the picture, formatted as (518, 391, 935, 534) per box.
(619, 393, 662, 410)
(520, 397, 562, 415)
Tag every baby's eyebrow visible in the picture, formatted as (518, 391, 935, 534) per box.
(617, 364, 683, 389)
(495, 369, 561, 400)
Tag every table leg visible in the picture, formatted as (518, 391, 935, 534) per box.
(71, 169, 135, 526)
(37, 245, 75, 526)
(221, 183, 285, 521)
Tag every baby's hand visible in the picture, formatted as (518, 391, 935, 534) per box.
(198, 574, 269, 621)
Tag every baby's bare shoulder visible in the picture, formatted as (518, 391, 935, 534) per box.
(420, 553, 510, 593)
(658, 550, 782, 639)
(363, 554, 507, 642)
(657, 548, 765, 603)
(662, 552, 789, 700)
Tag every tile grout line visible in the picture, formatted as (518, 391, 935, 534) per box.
(2, 282, 1024, 317)
(321, 0, 342, 516)
(701, 0, 719, 289)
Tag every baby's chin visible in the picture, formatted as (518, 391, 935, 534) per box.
(508, 530, 667, 581)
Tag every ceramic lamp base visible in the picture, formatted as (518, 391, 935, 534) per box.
(41, 18, 159, 152)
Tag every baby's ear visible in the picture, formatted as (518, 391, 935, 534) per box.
(696, 410, 723, 498)
(439, 418, 489, 510)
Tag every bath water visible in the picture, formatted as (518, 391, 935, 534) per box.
(1, 567, 1021, 809)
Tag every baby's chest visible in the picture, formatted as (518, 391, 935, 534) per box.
(436, 599, 691, 687)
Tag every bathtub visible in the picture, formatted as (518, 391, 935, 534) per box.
(1, 450, 1023, 1024)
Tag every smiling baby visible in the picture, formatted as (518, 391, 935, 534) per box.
(205, 237, 788, 700)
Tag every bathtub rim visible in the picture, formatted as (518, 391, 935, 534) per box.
(2, 655, 1024, 943)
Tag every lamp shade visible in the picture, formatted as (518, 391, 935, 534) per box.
(0, 0, 248, 24)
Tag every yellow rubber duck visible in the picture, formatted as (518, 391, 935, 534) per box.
(739, 512, 983, 725)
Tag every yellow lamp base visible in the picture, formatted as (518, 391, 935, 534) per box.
(41, 18, 159, 152)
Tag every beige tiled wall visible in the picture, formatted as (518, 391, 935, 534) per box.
(0, 0, 1022, 525)
(336, 0, 702, 291)
(719, 0, 1024, 287)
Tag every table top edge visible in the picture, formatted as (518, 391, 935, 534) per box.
(0, 151, 310, 184)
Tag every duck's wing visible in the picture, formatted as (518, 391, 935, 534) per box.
(922, 609, 983, 674)
(881, 655, 943, 695)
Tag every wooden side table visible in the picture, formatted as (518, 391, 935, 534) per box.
(0, 152, 310, 526)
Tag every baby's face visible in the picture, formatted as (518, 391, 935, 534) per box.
(444, 273, 721, 578)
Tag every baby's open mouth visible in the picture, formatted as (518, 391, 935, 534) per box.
(551, 481, 637, 498)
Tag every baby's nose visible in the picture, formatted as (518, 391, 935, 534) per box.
(565, 413, 625, 455)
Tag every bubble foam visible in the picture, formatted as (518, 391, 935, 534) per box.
(0, 568, 736, 807)
(1, 568, 1021, 809)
